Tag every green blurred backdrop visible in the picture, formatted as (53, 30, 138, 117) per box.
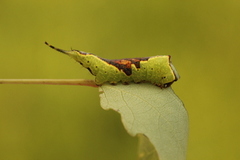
(0, 0, 239, 160)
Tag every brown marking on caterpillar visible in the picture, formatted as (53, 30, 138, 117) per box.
(101, 57, 150, 76)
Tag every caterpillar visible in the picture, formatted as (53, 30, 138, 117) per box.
(45, 42, 179, 88)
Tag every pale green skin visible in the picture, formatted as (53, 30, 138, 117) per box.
(46, 43, 179, 88)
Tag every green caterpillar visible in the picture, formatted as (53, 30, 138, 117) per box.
(45, 42, 179, 88)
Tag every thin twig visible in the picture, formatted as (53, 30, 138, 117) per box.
(0, 79, 98, 88)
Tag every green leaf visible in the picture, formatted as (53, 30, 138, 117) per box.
(99, 83, 188, 160)
(137, 134, 159, 160)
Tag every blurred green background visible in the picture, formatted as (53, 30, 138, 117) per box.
(0, 0, 239, 159)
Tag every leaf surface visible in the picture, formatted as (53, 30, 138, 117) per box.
(99, 83, 188, 160)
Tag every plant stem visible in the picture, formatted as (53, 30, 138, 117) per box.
(0, 79, 98, 88)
